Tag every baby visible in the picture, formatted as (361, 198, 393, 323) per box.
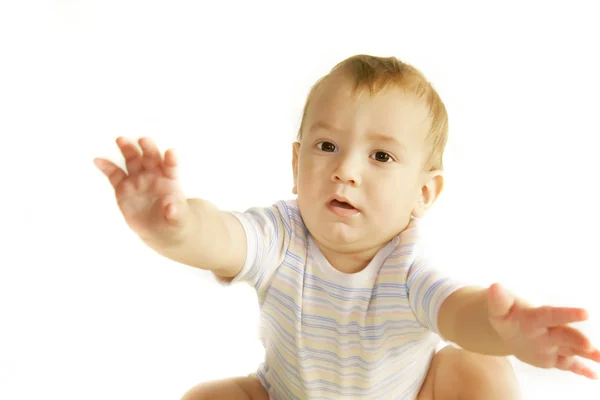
(94, 54, 600, 400)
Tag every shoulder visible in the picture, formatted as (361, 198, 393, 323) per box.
(273, 198, 307, 233)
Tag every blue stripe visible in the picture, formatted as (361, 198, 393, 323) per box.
(231, 200, 464, 399)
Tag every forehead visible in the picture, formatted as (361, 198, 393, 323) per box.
(305, 74, 431, 147)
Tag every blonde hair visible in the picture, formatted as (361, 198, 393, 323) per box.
(297, 54, 448, 170)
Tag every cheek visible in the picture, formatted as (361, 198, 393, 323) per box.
(297, 159, 324, 196)
(370, 172, 419, 208)
(299, 155, 327, 180)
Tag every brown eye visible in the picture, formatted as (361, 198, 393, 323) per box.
(373, 151, 392, 162)
(317, 141, 337, 152)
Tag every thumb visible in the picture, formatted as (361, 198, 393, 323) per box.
(161, 193, 189, 227)
(487, 283, 516, 320)
(164, 202, 179, 224)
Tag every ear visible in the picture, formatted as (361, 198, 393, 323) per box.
(292, 141, 301, 195)
(412, 170, 444, 218)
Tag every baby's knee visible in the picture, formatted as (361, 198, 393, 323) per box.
(465, 354, 516, 386)
(180, 376, 268, 400)
(433, 346, 520, 400)
(180, 382, 216, 400)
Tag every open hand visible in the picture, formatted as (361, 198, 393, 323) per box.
(487, 283, 600, 379)
(94, 137, 189, 243)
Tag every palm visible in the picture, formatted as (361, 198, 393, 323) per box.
(95, 137, 187, 240)
(116, 172, 181, 233)
(490, 300, 562, 367)
(487, 283, 600, 379)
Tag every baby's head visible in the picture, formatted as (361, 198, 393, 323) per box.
(292, 54, 448, 253)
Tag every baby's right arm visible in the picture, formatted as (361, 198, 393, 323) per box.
(157, 198, 247, 278)
(94, 136, 246, 279)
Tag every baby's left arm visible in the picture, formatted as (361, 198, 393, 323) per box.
(438, 283, 600, 380)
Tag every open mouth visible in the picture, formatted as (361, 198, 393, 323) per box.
(330, 199, 356, 209)
(327, 198, 360, 217)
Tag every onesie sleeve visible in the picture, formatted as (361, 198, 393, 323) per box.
(214, 200, 294, 297)
(406, 255, 468, 337)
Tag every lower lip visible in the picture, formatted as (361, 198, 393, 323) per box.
(327, 202, 361, 217)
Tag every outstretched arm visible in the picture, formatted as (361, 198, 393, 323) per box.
(438, 283, 600, 379)
(95, 136, 247, 278)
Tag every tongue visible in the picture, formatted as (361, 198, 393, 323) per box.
(331, 199, 354, 209)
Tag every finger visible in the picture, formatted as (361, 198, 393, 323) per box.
(162, 148, 178, 179)
(584, 348, 600, 363)
(160, 195, 185, 227)
(557, 347, 578, 357)
(524, 306, 588, 329)
(487, 283, 516, 319)
(559, 346, 600, 363)
(164, 202, 177, 222)
(556, 355, 598, 380)
(548, 326, 594, 350)
(138, 137, 163, 172)
(593, 349, 600, 363)
(94, 158, 127, 189)
(116, 137, 143, 175)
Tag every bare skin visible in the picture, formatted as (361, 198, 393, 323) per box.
(95, 136, 596, 399)
(179, 345, 521, 400)
(180, 376, 269, 400)
(95, 137, 593, 400)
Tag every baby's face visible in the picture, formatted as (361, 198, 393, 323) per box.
(293, 74, 436, 252)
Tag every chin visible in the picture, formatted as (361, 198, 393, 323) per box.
(316, 222, 364, 247)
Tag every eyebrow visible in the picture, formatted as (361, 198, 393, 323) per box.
(367, 132, 403, 147)
(308, 121, 339, 134)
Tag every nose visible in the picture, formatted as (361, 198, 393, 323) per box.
(331, 153, 361, 186)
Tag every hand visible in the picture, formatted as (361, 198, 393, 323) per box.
(94, 137, 190, 244)
(487, 283, 600, 379)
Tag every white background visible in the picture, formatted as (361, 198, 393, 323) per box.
(1, 1, 599, 399)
